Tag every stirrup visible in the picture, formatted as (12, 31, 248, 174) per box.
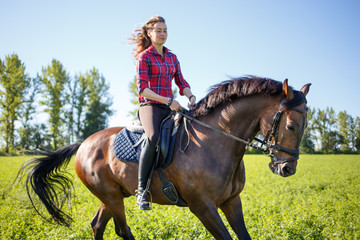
(135, 189, 152, 210)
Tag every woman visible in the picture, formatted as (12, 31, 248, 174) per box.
(129, 16, 196, 210)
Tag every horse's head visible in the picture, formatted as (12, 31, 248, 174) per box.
(261, 79, 311, 177)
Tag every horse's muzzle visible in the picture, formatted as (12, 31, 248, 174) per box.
(269, 161, 296, 177)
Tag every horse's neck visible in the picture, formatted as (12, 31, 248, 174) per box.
(186, 95, 280, 175)
(197, 95, 278, 148)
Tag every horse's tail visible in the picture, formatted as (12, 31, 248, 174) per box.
(18, 142, 81, 226)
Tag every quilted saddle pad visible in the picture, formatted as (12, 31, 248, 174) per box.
(113, 128, 144, 163)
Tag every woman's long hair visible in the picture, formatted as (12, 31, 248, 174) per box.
(129, 16, 165, 60)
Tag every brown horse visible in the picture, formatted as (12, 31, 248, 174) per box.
(19, 76, 310, 239)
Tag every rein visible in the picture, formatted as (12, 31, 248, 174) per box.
(179, 111, 263, 151)
(179, 102, 308, 165)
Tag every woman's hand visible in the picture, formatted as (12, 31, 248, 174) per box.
(183, 88, 196, 110)
(169, 99, 183, 111)
(188, 95, 196, 110)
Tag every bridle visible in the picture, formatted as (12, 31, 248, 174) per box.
(254, 102, 309, 165)
(179, 98, 308, 165)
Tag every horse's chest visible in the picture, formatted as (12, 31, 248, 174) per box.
(220, 160, 246, 198)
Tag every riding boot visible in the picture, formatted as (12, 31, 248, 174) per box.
(136, 138, 156, 210)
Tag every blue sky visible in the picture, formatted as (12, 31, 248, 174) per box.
(1, 0, 359, 127)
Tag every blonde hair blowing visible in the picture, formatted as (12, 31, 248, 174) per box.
(129, 16, 166, 60)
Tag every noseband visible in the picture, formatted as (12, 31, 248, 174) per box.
(180, 97, 308, 165)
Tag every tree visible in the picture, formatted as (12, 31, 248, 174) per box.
(128, 76, 139, 119)
(338, 111, 350, 151)
(81, 68, 113, 139)
(313, 107, 340, 153)
(32, 123, 51, 150)
(39, 59, 70, 149)
(347, 115, 357, 152)
(325, 131, 343, 152)
(19, 77, 40, 149)
(73, 73, 89, 141)
(300, 107, 315, 153)
(337, 111, 358, 152)
(355, 117, 360, 151)
(313, 109, 328, 152)
(326, 108, 342, 152)
(64, 82, 75, 145)
(0, 54, 30, 153)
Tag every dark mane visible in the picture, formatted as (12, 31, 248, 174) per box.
(191, 76, 296, 117)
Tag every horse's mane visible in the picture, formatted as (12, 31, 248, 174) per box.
(191, 76, 305, 117)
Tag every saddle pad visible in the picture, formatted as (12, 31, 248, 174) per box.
(114, 128, 143, 163)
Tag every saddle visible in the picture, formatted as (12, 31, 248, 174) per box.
(114, 112, 187, 207)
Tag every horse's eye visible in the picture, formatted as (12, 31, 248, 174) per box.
(286, 124, 296, 132)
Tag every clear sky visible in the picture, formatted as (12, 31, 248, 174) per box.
(1, 0, 359, 127)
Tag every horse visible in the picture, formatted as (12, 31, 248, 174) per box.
(18, 76, 311, 239)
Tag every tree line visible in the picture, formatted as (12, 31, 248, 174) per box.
(300, 107, 360, 153)
(0, 53, 113, 154)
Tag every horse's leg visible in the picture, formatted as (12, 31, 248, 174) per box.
(108, 197, 134, 240)
(189, 202, 233, 240)
(83, 174, 134, 239)
(220, 196, 251, 240)
(91, 203, 112, 240)
(91, 194, 134, 240)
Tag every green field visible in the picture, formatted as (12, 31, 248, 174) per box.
(1, 155, 359, 239)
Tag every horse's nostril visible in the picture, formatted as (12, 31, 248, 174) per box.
(282, 164, 296, 177)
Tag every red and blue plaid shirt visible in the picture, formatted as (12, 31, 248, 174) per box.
(136, 45, 190, 104)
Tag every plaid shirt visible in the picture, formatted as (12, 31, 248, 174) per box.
(137, 45, 190, 104)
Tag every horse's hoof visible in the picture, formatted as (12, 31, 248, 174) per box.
(139, 204, 152, 210)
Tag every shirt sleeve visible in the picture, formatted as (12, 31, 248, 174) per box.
(136, 54, 149, 95)
(174, 57, 190, 95)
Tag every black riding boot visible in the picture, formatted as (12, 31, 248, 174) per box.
(136, 138, 156, 210)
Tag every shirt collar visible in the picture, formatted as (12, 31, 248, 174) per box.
(148, 45, 169, 56)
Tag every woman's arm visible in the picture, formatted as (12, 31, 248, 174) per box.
(183, 87, 196, 107)
(140, 88, 183, 111)
(140, 88, 169, 104)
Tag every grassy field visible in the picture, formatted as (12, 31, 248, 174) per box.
(1, 154, 359, 239)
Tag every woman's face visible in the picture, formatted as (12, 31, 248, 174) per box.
(148, 22, 167, 46)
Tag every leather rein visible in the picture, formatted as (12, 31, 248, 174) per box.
(179, 100, 308, 165)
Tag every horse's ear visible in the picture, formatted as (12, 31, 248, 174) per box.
(300, 83, 311, 97)
(282, 79, 294, 101)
